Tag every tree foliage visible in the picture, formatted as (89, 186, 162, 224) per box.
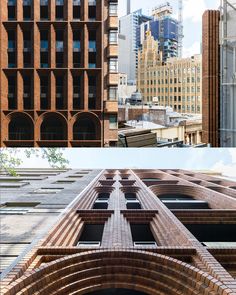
(0, 148, 69, 176)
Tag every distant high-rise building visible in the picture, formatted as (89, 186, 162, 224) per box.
(119, 10, 151, 83)
(138, 33, 202, 114)
(140, 3, 179, 61)
(1, 168, 236, 294)
(0, 0, 119, 148)
(202, 1, 236, 147)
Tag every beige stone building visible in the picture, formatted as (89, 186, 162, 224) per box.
(137, 33, 202, 114)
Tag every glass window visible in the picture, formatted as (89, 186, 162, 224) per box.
(109, 115, 117, 130)
(41, 40, 48, 49)
(109, 87, 118, 100)
(23, 0, 31, 5)
(8, 0, 16, 5)
(8, 40, 15, 49)
(109, 30, 118, 44)
(109, 58, 118, 73)
(109, 3, 118, 16)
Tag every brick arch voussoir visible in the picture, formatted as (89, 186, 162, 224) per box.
(149, 184, 206, 200)
(3, 250, 229, 295)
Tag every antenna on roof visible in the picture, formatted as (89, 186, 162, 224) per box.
(127, 0, 131, 15)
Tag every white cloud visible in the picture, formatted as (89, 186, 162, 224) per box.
(229, 149, 236, 163)
(183, 41, 201, 57)
(212, 161, 236, 177)
(212, 150, 236, 177)
(183, 0, 207, 23)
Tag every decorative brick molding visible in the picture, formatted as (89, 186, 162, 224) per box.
(1, 169, 236, 294)
(1, 250, 234, 295)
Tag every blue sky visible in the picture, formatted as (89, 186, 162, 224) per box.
(13, 149, 236, 178)
(119, 0, 220, 57)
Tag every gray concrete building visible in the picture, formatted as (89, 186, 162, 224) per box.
(0, 168, 100, 276)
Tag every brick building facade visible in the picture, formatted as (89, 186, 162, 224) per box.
(0, 0, 119, 147)
(1, 168, 236, 294)
(202, 10, 220, 147)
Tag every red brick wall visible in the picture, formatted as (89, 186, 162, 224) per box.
(202, 10, 220, 147)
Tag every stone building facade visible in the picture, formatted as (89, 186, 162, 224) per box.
(137, 34, 202, 115)
(1, 168, 236, 294)
(0, 0, 119, 147)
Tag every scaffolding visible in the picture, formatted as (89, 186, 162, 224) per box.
(220, 0, 236, 147)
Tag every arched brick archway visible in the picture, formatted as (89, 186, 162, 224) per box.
(39, 112, 68, 141)
(4, 250, 230, 295)
(149, 184, 236, 210)
(149, 184, 207, 198)
(6, 112, 34, 140)
(72, 112, 101, 141)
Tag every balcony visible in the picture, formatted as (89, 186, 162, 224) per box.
(104, 100, 118, 113)
(107, 45, 118, 57)
(108, 16, 118, 29)
(108, 73, 119, 85)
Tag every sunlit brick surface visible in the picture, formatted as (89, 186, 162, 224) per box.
(0, 0, 118, 147)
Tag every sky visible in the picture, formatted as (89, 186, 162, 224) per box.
(11, 148, 236, 179)
(118, 0, 220, 57)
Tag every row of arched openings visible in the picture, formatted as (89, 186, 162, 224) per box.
(7, 113, 101, 141)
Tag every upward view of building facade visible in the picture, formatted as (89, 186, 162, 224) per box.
(0, 0, 119, 148)
(1, 168, 236, 294)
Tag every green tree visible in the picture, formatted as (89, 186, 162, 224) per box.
(0, 148, 69, 176)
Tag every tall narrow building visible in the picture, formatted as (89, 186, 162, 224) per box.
(202, 10, 220, 147)
(1, 168, 236, 294)
(118, 9, 151, 84)
(0, 0, 119, 147)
